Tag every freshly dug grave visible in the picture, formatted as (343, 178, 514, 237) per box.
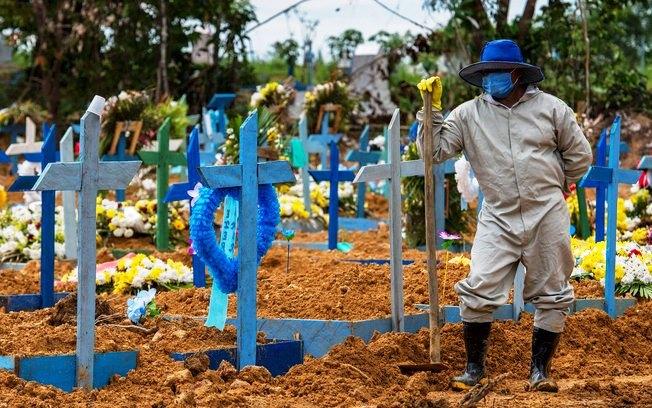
(2, 229, 613, 319)
(0, 300, 650, 407)
(0, 292, 242, 356)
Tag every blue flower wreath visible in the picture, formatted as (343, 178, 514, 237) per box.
(189, 184, 279, 293)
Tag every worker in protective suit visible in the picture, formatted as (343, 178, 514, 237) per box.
(416, 39, 592, 392)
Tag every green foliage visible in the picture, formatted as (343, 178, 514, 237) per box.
(0, 101, 49, 126)
(142, 98, 190, 140)
(617, 282, 652, 299)
(304, 81, 358, 132)
(0, 0, 257, 123)
(272, 39, 300, 76)
(327, 29, 364, 61)
(221, 107, 280, 164)
(146, 300, 161, 318)
(401, 142, 471, 247)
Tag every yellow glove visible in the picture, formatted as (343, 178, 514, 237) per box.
(417, 76, 443, 111)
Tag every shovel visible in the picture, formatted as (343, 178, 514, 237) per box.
(398, 86, 448, 375)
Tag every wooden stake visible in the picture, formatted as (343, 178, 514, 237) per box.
(423, 90, 441, 364)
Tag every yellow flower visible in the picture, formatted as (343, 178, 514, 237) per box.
(631, 228, 648, 245)
(172, 218, 185, 230)
(96, 205, 105, 216)
(0, 186, 7, 208)
(149, 266, 163, 281)
(106, 208, 117, 219)
(147, 201, 157, 214)
(449, 255, 472, 266)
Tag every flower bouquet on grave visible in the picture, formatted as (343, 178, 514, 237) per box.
(0, 203, 66, 263)
(277, 183, 327, 231)
(250, 79, 296, 130)
(570, 237, 652, 299)
(220, 107, 284, 165)
(0, 101, 49, 126)
(101, 91, 189, 153)
(95, 197, 189, 246)
(303, 80, 357, 132)
(62, 253, 193, 294)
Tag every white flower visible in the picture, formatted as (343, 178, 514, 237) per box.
(141, 178, 156, 191)
(187, 182, 203, 207)
(277, 84, 285, 93)
(250, 92, 263, 107)
(624, 200, 634, 212)
(369, 135, 385, 149)
(113, 227, 124, 237)
(54, 242, 65, 258)
(124, 228, 134, 238)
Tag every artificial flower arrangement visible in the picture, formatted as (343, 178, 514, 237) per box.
(95, 197, 189, 245)
(250, 80, 294, 109)
(566, 185, 652, 237)
(0, 101, 49, 126)
(304, 80, 357, 132)
(100, 90, 189, 153)
(275, 179, 356, 225)
(570, 237, 652, 299)
(0, 202, 66, 262)
(62, 253, 193, 294)
(220, 107, 285, 165)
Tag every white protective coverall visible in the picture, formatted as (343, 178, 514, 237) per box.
(417, 86, 592, 333)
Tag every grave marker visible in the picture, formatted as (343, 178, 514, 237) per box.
(307, 114, 343, 169)
(101, 121, 142, 201)
(59, 127, 77, 260)
(164, 125, 206, 287)
(297, 114, 312, 215)
(309, 142, 355, 250)
(7, 125, 57, 307)
(579, 115, 639, 318)
(198, 110, 295, 369)
(33, 95, 141, 390)
(346, 125, 381, 218)
(137, 118, 186, 250)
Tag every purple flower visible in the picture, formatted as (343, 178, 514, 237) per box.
(439, 230, 461, 241)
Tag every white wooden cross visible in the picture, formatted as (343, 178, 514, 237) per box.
(353, 109, 410, 331)
(5, 117, 42, 156)
(34, 96, 141, 390)
(59, 127, 78, 260)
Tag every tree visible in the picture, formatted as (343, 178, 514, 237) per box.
(272, 39, 300, 76)
(0, 0, 258, 122)
(327, 29, 363, 61)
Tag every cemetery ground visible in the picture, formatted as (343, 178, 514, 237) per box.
(0, 224, 650, 407)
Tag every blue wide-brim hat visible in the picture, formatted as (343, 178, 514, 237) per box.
(459, 39, 544, 87)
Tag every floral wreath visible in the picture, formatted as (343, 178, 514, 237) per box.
(189, 184, 279, 293)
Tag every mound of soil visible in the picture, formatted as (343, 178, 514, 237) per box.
(0, 301, 650, 407)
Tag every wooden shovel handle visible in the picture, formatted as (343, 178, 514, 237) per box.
(422, 90, 441, 364)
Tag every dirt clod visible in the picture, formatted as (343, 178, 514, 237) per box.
(184, 352, 210, 376)
(47, 293, 112, 326)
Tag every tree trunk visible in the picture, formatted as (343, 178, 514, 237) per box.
(156, 0, 169, 102)
(517, 0, 537, 43)
(495, 0, 509, 35)
(578, 0, 591, 113)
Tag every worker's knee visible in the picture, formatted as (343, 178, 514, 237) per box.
(533, 308, 569, 333)
(455, 279, 509, 322)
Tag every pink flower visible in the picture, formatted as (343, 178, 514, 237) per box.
(187, 182, 203, 207)
(439, 230, 461, 241)
(188, 238, 195, 255)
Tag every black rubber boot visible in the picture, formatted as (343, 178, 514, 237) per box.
(529, 327, 561, 392)
(451, 322, 491, 391)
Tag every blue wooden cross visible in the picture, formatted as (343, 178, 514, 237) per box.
(101, 122, 141, 202)
(200, 93, 236, 164)
(0, 121, 26, 172)
(164, 125, 206, 287)
(578, 115, 639, 318)
(579, 121, 631, 242)
(308, 114, 342, 169)
(346, 125, 381, 218)
(309, 142, 355, 250)
(7, 124, 57, 308)
(33, 96, 141, 390)
(637, 155, 652, 174)
(197, 110, 295, 369)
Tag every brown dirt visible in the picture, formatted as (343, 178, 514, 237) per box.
(0, 301, 649, 407)
(3, 230, 623, 321)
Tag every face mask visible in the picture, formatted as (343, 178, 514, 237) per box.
(482, 71, 516, 99)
